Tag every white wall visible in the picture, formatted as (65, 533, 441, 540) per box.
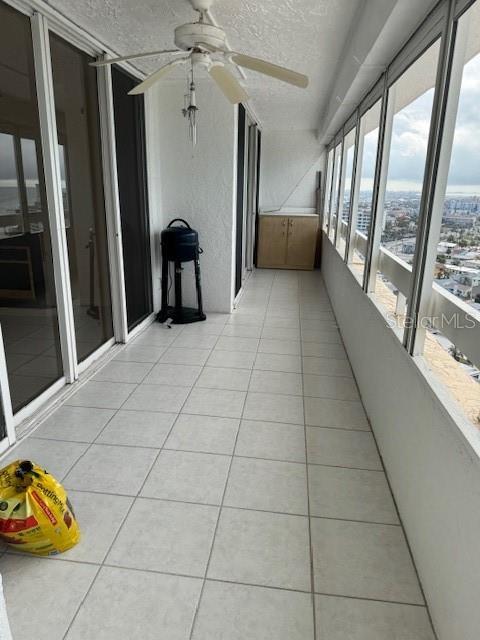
(321, 237, 480, 640)
(259, 130, 323, 211)
(145, 79, 237, 313)
(318, 0, 438, 143)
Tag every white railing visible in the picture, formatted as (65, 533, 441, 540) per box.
(352, 229, 368, 257)
(377, 246, 412, 297)
(349, 230, 480, 368)
(329, 214, 337, 238)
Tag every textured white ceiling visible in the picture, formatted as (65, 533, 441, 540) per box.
(46, 0, 361, 130)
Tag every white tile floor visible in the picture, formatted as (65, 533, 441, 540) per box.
(1, 303, 110, 411)
(0, 269, 436, 639)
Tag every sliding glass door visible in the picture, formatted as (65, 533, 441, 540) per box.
(235, 105, 260, 295)
(49, 34, 113, 362)
(0, 1, 153, 433)
(0, 2, 63, 412)
(112, 66, 152, 330)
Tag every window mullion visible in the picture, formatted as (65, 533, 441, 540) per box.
(364, 76, 394, 293)
(406, 0, 462, 355)
(326, 149, 336, 237)
(346, 112, 362, 263)
(334, 136, 346, 247)
(323, 149, 333, 231)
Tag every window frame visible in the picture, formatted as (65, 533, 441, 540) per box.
(323, 0, 480, 429)
(335, 123, 358, 256)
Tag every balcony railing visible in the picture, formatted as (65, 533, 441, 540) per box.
(348, 229, 480, 369)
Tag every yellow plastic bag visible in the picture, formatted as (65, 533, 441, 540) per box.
(0, 460, 80, 556)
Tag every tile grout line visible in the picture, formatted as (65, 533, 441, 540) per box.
(5, 273, 432, 637)
(187, 273, 274, 640)
(24, 436, 384, 472)
(55, 321, 192, 483)
(0, 494, 399, 532)
(1, 549, 429, 608)
(58, 406, 366, 429)
(299, 273, 318, 640)
(106, 317, 228, 640)
(316, 273, 439, 638)
(2, 321, 181, 455)
(59, 320, 197, 639)
(364, 401, 440, 639)
(313, 274, 437, 636)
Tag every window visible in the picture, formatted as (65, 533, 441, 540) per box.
(318, 0, 480, 430)
(337, 126, 356, 257)
(375, 41, 440, 318)
(328, 143, 342, 241)
(50, 33, 114, 363)
(417, 2, 480, 428)
(0, 3, 63, 412)
(348, 99, 382, 283)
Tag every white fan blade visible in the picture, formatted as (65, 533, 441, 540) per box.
(209, 65, 249, 104)
(90, 49, 182, 67)
(230, 53, 308, 88)
(128, 58, 187, 95)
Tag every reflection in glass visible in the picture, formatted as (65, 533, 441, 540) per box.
(50, 34, 113, 363)
(0, 133, 22, 236)
(20, 138, 41, 214)
(0, 2, 63, 412)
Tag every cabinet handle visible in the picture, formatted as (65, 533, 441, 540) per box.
(282, 219, 286, 226)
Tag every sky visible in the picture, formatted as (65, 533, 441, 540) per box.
(356, 50, 480, 195)
(446, 53, 480, 193)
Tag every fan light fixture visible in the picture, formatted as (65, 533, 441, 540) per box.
(90, 0, 309, 136)
(182, 66, 198, 146)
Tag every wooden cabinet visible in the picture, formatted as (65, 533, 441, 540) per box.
(256, 215, 288, 267)
(257, 215, 318, 270)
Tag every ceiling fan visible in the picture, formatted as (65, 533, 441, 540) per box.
(90, 0, 309, 104)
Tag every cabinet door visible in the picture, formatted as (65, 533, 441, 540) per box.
(257, 216, 288, 267)
(286, 217, 318, 269)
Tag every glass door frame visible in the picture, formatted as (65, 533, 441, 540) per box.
(0, 324, 15, 454)
(245, 121, 260, 273)
(0, 0, 150, 436)
(234, 104, 261, 302)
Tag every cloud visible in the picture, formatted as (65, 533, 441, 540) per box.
(446, 54, 480, 186)
(356, 51, 480, 191)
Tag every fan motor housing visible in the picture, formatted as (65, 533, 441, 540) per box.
(174, 22, 226, 52)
